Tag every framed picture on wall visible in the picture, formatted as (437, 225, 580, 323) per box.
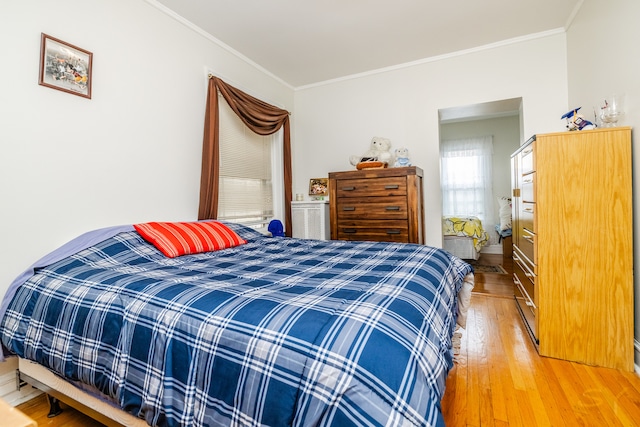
(309, 178, 329, 197)
(39, 33, 93, 99)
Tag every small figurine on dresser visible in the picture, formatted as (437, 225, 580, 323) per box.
(349, 136, 394, 169)
(393, 147, 411, 167)
(561, 107, 595, 131)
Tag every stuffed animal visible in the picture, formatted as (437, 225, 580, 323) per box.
(349, 136, 394, 167)
(561, 107, 594, 131)
(393, 147, 411, 167)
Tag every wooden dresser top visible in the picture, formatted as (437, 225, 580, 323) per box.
(328, 166, 423, 180)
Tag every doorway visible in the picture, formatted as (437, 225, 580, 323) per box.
(438, 97, 523, 257)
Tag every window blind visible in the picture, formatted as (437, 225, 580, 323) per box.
(217, 98, 274, 228)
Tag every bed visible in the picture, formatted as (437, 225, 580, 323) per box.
(442, 216, 489, 260)
(0, 220, 473, 427)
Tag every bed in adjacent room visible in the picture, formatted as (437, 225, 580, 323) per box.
(442, 215, 489, 260)
(0, 221, 473, 427)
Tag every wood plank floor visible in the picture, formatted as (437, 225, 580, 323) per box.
(16, 252, 640, 426)
(443, 253, 640, 426)
(16, 393, 105, 426)
(467, 253, 514, 298)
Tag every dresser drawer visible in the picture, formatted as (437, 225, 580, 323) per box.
(335, 177, 407, 198)
(513, 230, 537, 342)
(514, 273, 537, 341)
(513, 250, 536, 302)
(329, 166, 424, 244)
(517, 227, 536, 264)
(520, 202, 535, 232)
(336, 196, 407, 220)
(521, 172, 535, 203)
(520, 141, 535, 174)
(336, 220, 408, 242)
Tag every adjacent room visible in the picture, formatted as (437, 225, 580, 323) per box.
(1, 0, 639, 426)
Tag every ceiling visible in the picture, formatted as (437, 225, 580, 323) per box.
(154, 0, 583, 89)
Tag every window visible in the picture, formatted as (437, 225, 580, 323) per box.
(217, 98, 283, 231)
(440, 136, 494, 223)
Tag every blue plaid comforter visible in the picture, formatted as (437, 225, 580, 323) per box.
(0, 224, 471, 427)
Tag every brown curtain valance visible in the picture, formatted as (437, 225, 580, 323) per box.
(198, 76, 293, 236)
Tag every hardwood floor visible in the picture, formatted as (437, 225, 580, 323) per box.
(17, 393, 105, 426)
(467, 252, 514, 298)
(16, 252, 640, 426)
(443, 252, 640, 426)
(443, 292, 640, 426)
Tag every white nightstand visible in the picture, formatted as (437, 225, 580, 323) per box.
(291, 200, 330, 240)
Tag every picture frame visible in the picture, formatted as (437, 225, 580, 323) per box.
(39, 33, 93, 99)
(309, 178, 329, 197)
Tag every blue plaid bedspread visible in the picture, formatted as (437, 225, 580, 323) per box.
(0, 224, 472, 427)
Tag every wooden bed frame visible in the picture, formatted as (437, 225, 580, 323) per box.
(18, 358, 146, 427)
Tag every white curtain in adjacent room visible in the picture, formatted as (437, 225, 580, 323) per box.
(441, 136, 494, 224)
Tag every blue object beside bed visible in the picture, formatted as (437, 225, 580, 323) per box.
(0, 222, 473, 427)
(495, 224, 512, 241)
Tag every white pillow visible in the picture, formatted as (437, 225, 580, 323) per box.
(498, 196, 512, 231)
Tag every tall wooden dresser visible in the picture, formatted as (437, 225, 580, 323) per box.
(511, 127, 633, 371)
(328, 166, 424, 244)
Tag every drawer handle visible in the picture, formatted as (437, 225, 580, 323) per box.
(523, 177, 534, 184)
(385, 206, 400, 211)
(515, 259, 535, 276)
(342, 207, 356, 211)
(386, 230, 401, 235)
(384, 185, 399, 189)
(342, 186, 356, 191)
(523, 207, 534, 213)
(343, 229, 357, 234)
(523, 147, 533, 155)
(516, 281, 536, 308)
(514, 256, 535, 278)
(513, 274, 522, 286)
(522, 234, 534, 243)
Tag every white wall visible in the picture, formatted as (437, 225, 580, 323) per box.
(566, 0, 640, 365)
(0, 0, 294, 382)
(293, 34, 569, 247)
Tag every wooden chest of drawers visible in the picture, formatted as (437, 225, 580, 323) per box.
(511, 127, 633, 371)
(328, 166, 424, 243)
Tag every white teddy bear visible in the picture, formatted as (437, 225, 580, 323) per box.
(393, 147, 411, 167)
(349, 136, 394, 167)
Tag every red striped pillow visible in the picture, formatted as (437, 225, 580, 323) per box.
(134, 221, 246, 258)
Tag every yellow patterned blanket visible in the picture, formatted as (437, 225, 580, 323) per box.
(442, 216, 489, 252)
